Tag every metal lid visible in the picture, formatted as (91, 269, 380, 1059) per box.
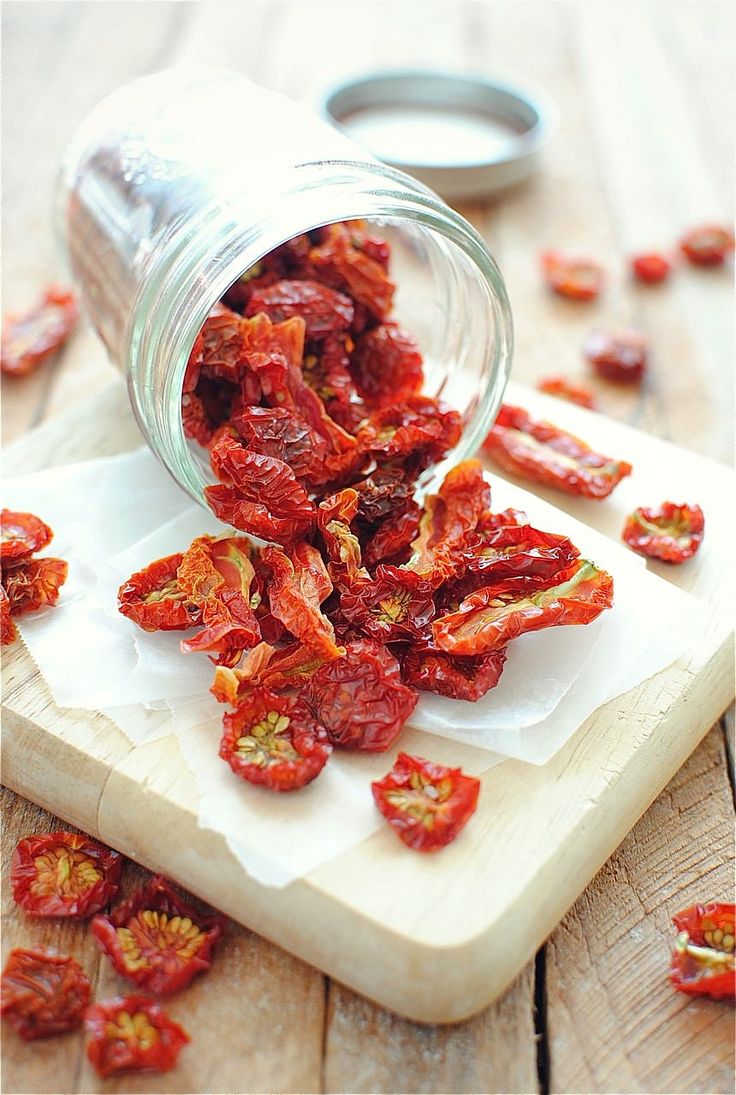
(318, 70, 557, 200)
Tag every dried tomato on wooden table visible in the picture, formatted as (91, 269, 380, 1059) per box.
(432, 559, 614, 656)
(680, 224, 735, 267)
(541, 251, 604, 301)
(1, 286, 78, 377)
(622, 502, 704, 564)
(1, 948, 90, 1040)
(245, 279, 354, 338)
(670, 903, 735, 1000)
(372, 753, 481, 851)
(85, 995, 189, 1077)
(401, 641, 507, 701)
(118, 552, 202, 632)
(11, 831, 122, 917)
(304, 639, 417, 751)
(219, 689, 332, 790)
(584, 330, 648, 384)
(483, 404, 632, 498)
(631, 252, 671, 284)
(536, 375, 596, 409)
(91, 874, 225, 994)
(1, 509, 52, 562)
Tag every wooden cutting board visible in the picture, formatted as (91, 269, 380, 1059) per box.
(2, 380, 733, 1023)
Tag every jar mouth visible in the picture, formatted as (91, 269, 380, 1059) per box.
(128, 159, 512, 511)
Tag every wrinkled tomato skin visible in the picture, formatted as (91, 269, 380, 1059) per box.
(401, 642, 507, 701)
(118, 553, 202, 632)
(219, 689, 332, 790)
(1, 286, 78, 377)
(0, 585, 16, 645)
(91, 875, 226, 995)
(680, 224, 735, 267)
(304, 639, 417, 751)
(536, 376, 596, 409)
(1, 509, 53, 563)
(350, 322, 424, 407)
(584, 330, 648, 384)
(339, 565, 436, 643)
(1, 948, 91, 1040)
(2, 557, 68, 616)
(372, 752, 481, 851)
(11, 832, 122, 918)
(541, 251, 604, 301)
(85, 995, 190, 1077)
(622, 502, 704, 564)
(631, 252, 671, 284)
(246, 279, 354, 339)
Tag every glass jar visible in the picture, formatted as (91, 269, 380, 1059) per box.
(57, 67, 512, 505)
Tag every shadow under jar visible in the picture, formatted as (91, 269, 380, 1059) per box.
(57, 66, 512, 505)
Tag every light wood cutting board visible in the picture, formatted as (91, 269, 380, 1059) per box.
(1, 380, 733, 1023)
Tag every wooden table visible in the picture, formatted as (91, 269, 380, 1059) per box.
(2, 3, 733, 1092)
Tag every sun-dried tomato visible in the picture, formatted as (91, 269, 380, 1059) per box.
(401, 641, 507, 701)
(405, 460, 490, 585)
(219, 689, 332, 790)
(211, 640, 335, 705)
(262, 542, 341, 658)
(230, 405, 329, 481)
(347, 220, 392, 268)
(309, 223, 395, 319)
(1, 509, 53, 563)
(176, 535, 260, 664)
(622, 502, 704, 564)
(304, 639, 417, 751)
(631, 252, 671, 284)
(672, 903, 736, 950)
(246, 279, 354, 339)
(357, 395, 462, 465)
(190, 302, 248, 384)
(0, 585, 16, 645)
(182, 391, 216, 446)
(1, 286, 78, 377)
(680, 224, 735, 267)
(316, 489, 368, 588)
(85, 995, 189, 1077)
(118, 553, 202, 632)
(1, 948, 90, 1040)
(340, 565, 436, 643)
(669, 903, 735, 1000)
(536, 376, 596, 409)
(363, 501, 422, 568)
(477, 508, 529, 532)
(350, 322, 424, 407)
(541, 251, 604, 301)
(3, 557, 68, 617)
(483, 403, 632, 498)
(458, 524, 581, 588)
(11, 831, 122, 917)
(91, 874, 225, 995)
(372, 753, 480, 851)
(432, 558, 614, 655)
(584, 330, 647, 383)
(205, 484, 312, 545)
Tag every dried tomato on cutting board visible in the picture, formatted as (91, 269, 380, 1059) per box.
(541, 251, 604, 301)
(1, 509, 68, 645)
(372, 753, 481, 851)
(622, 502, 704, 564)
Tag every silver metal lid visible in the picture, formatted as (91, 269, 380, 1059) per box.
(318, 70, 557, 200)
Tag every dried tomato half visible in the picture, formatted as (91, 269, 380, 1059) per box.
(536, 376, 596, 409)
(402, 641, 507, 701)
(246, 279, 354, 339)
(622, 502, 704, 564)
(2, 557, 68, 616)
(91, 875, 225, 995)
(680, 224, 735, 267)
(541, 251, 604, 301)
(432, 559, 614, 656)
(584, 330, 647, 384)
(85, 995, 189, 1077)
(1, 286, 78, 377)
(483, 404, 632, 498)
(0, 585, 16, 645)
(350, 322, 424, 407)
(316, 489, 367, 588)
(177, 535, 261, 664)
(1, 948, 91, 1040)
(458, 524, 581, 588)
(631, 252, 671, 284)
(340, 565, 436, 643)
(211, 640, 335, 706)
(262, 542, 340, 658)
(304, 639, 417, 752)
(672, 903, 736, 950)
(669, 904, 736, 1000)
(230, 405, 329, 482)
(406, 459, 490, 584)
(372, 753, 480, 851)
(219, 689, 332, 791)
(118, 552, 203, 632)
(363, 501, 422, 568)
(309, 223, 395, 319)
(0, 509, 52, 563)
(11, 831, 122, 917)
(357, 395, 462, 465)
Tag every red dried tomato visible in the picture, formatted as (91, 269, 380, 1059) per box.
(622, 502, 704, 564)
(205, 484, 312, 545)
(11, 831, 122, 917)
(541, 251, 604, 301)
(672, 903, 736, 949)
(483, 404, 632, 498)
(458, 524, 581, 587)
(631, 252, 671, 284)
(304, 639, 417, 751)
(670, 903, 735, 1000)
(211, 640, 335, 706)
(118, 552, 202, 632)
(402, 641, 507, 701)
(340, 565, 436, 643)
(246, 279, 354, 338)
(363, 501, 422, 568)
(2, 557, 68, 617)
(191, 302, 248, 384)
(1, 286, 78, 377)
(477, 508, 529, 532)
(406, 459, 490, 585)
(309, 223, 395, 319)
(680, 224, 735, 267)
(372, 753, 480, 851)
(262, 542, 341, 658)
(219, 689, 332, 790)
(85, 995, 189, 1077)
(91, 874, 225, 995)
(1, 509, 53, 562)
(357, 395, 462, 465)
(302, 333, 361, 420)
(584, 330, 647, 383)
(230, 405, 329, 481)
(0, 585, 16, 645)
(351, 322, 424, 407)
(348, 220, 392, 268)
(316, 489, 367, 588)
(1, 948, 90, 1040)
(536, 376, 596, 409)
(432, 558, 614, 656)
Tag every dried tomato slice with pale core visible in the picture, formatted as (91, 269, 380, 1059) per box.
(118, 553, 202, 632)
(541, 251, 604, 301)
(85, 995, 190, 1077)
(536, 376, 596, 409)
(11, 832, 122, 918)
(372, 752, 481, 851)
(622, 502, 704, 564)
(1, 286, 78, 377)
(680, 224, 735, 267)
(0, 509, 53, 562)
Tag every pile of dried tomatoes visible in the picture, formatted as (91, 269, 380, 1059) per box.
(1, 509, 67, 644)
